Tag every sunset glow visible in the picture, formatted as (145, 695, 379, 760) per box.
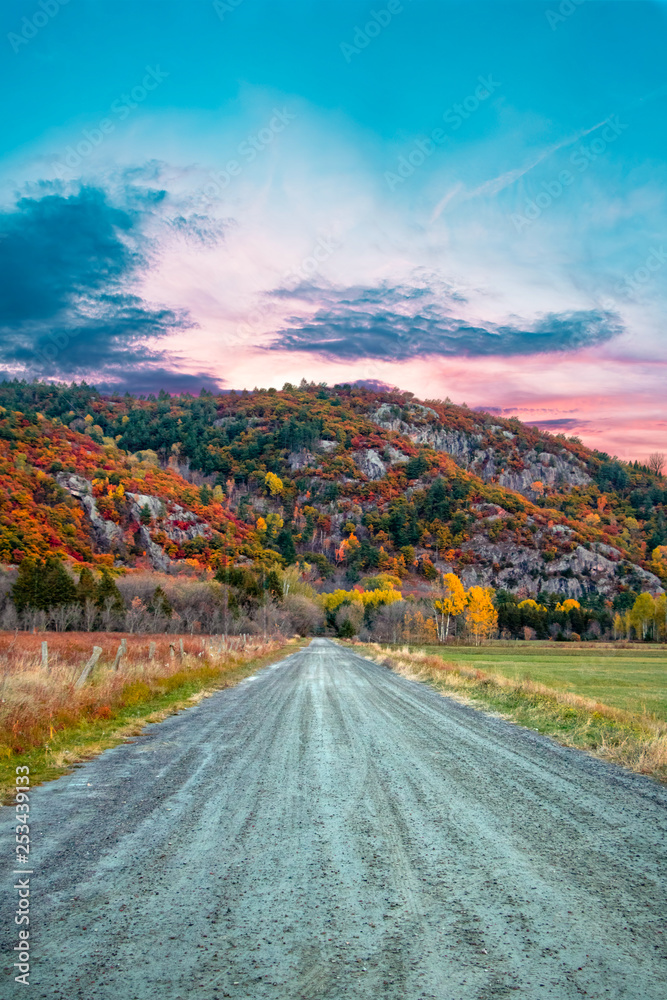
(1, 0, 665, 459)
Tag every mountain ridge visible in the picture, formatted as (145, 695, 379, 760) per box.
(0, 379, 664, 612)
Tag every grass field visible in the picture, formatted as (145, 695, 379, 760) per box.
(358, 641, 667, 782)
(420, 645, 667, 722)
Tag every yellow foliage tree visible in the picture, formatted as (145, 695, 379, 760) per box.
(629, 592, 657, 640)
(433, 572, 466, 640)
(465, 586, 498, 645)
(651, 545, 667, 580)
(320, 587, 401, 613)
(612, 612, 624, 640)
(265, 512, 283, 539)
(518, 598, 546, 612)
(256, 512, 283, 540)
(265, 472, 284, 496)
(555, 598, 580, 612)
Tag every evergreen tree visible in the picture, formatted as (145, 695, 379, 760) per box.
(265, 568, 283, 600)
(12, 558, 42, 612)
(12, 556, 77, 611)
(426, 478, 450, 520)
(76, 567, 97, 604)
(405, 453, 428, 480)
(43, 557, 78, 607)
(149, 585, 172, 617)
(95, 570, 125, 613)
(139, 504, 152, 525)
(277, 527, 297, 565)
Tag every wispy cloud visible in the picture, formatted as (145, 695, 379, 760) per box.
(268, 279, 623, 361)
(431, 116, 613, 222)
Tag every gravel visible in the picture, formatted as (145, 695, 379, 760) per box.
(2, 638, 666, 998)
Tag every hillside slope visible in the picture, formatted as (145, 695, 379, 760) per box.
(0, 380, 664, 608)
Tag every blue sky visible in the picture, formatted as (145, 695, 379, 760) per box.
(0, 0, 666, 456)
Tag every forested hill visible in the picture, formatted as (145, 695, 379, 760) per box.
(0, 379, 664, 609)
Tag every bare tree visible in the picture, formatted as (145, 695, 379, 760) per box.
(648, 452, 665, 476)
(1, 603, 19, 631)
(125, 597, 149, 634)
(21, 608, 47, 632)
(283, 594, 324, 636)
(50, 604, 81, 632)
(370, 601, 406, 644)
(100, 596, 121, 632)
(82, 598, 98, 632)
(179, 606, 202, 634)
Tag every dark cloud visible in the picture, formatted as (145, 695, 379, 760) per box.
(0, 187, 137, 324)
(269, 281, 622, 360)
(94, 368, 227, 396)
(0, 184, 205, 388)
(528, 418, 590, 430)
(335, 378, 400, 392)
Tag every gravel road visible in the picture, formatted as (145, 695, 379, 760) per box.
(2, 638, 666, 999)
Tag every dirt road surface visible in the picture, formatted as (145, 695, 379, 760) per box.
(2, 638, 666, 999)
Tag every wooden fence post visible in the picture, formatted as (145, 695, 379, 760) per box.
(179, 638, 185, 660)
(75, 646, 103, 690)
(41, 641, 48, 672)
(148, 641, 156, 661)
(169, 643, 176, 661)
(112, 638, 127, 671)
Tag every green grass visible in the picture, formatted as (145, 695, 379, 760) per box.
(419, 645, 667, 722)
(358, 641, 667, 782)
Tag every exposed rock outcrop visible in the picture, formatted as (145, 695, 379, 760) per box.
(55, 475, 214, 570)
(371, 404, 591, 497)
(460, 523, 663, 599)
(287, 450, 316, 471)
(352, 449, 387, 481)
(56, 473, 123, 551)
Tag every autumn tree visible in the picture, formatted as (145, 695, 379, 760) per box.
(651, 546, 667, 581)
(404, 609, 437, 644)
(265, 472, 284, 496)
(465, 586, 498, 645)
(629, 592, 657, 640)
(612, 612, 625, 640)
(433, 573, 466, 640)
(654, 594, 667, 642)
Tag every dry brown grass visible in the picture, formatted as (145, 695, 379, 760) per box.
(358, 642, 667, 782)
(0, 631, 282, 758)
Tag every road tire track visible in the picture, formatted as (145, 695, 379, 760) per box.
(2, 639, 665, 999)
